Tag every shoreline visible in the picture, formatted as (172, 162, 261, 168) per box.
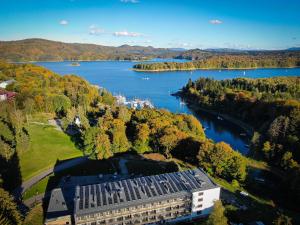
(184, 101, 254, 137)
(132, 66, 300, 72)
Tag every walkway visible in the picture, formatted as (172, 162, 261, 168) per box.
(13, 156, 89, 198)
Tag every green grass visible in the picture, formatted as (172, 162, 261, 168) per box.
(19, 123, 82, 181)
(23, 159, 117, 200)
(23, 204, 44, 225)
(22, 176, 50, 200)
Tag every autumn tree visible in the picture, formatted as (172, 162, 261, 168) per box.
(0, 188, 22, 225)
(159, 126, 187, 158)
(133, 123, 150, 153)
(95, 131, 112, 160)
(206, 200, 228, 225)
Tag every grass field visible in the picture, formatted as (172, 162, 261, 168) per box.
(19, 123, 83, 181)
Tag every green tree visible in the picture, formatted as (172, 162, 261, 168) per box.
(206, 200, 228, 225)
(110, 119, 130, 153)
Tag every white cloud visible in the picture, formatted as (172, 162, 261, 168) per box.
(167, 42, 193, 48)
(209, 19, 223, 25)
(113, 30, 143, 37)
(120, 0, 139, 3)
(89, 25, 105, 35)
(59, 20, 68, 25)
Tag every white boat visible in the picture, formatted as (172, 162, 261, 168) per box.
(217, 116, 223, 120)
(179, 100, 186, 105)
(142, 77, 150, 80)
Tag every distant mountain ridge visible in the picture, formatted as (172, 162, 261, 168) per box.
(0, 38, 177, 62)
(0, 38, 299, 62)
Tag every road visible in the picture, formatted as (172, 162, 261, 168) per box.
(13, 156, 88, 198)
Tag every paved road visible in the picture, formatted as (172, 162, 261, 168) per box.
(13, 156, 88, 198)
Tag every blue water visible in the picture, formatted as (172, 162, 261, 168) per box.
(36, 60, 300, 155)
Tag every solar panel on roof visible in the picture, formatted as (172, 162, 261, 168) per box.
(126, 180, 136, 200)
(84, 186, 89, 208)
(79, 186, 84, 209)
(121, 180, 130, 201)
(96, 185, 101, 207)
(132, 186, 140, 199)
(153, 179, 163, 195)
(101, 184, 107, 206)
(167, 174, 179, 192)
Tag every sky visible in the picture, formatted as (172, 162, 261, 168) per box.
(0, 0, 300, 50)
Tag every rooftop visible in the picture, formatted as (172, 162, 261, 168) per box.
(74, 168, 217, 216)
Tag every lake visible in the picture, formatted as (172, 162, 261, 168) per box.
(36, 60, 300, 155)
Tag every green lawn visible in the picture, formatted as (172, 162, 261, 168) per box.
(22, 176, 50, 200)
(19, 123, 82, 181)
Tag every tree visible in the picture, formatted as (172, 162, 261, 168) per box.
(95, 131, 112, 160)
(273, 214, 292, 225)
(0, 188, 22, 225)
(262, 141, 272, 159)
(158, 126, 187, 158)
(133, 123, 150, 153)
(280, 152, 299, 170)
(0, 139, 14, 161)
(110, 119, 130, 153)
(83, 127, 99, 157)
(197, 141, 246, 181)
(206, 200, 228, 225)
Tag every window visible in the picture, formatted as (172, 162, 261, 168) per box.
(198, 192, 203, 196)
(197, 204, 203, 208)
(198, 198, 203, 202)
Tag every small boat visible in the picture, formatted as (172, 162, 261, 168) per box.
(179, 100, 186, 105)
(243, 71, 246, 75)
(203, 126, 209, 131)
(240, 133, 247, 136)
(217, 116, 223, 120)
(142, 77, 150, 80)
(244, 144, 250, 148)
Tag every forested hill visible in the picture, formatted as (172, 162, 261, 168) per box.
(133, 54, 300, 71)
(0, 38, 177, 62)
(179, 76, 300, 208)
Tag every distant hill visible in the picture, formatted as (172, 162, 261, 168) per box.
(1, 38, 300, 62)
(0, 38, 176, 62)
(286, 47, 300, 51)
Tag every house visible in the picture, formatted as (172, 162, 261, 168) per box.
(0, 89, 16, 102)
(0, 79, 15, 89)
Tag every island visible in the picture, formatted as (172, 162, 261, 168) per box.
(133, 55, 300, 71)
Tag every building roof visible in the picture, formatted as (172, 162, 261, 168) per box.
(74, 168, 218, 216)
(46, 188, 70, 221)
(0, 88, 16, 101)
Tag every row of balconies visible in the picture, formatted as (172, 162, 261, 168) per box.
(76, 200, 191, 222)
(77, 209, 190, 225)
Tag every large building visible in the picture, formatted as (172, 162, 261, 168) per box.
(45, 168, 220, 225)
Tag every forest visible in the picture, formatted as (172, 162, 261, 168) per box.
(179, 76, 300, 207)
(0, 61, 247, 224)
(0, 39, 176, 62)
(133, 54, 300, 71)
